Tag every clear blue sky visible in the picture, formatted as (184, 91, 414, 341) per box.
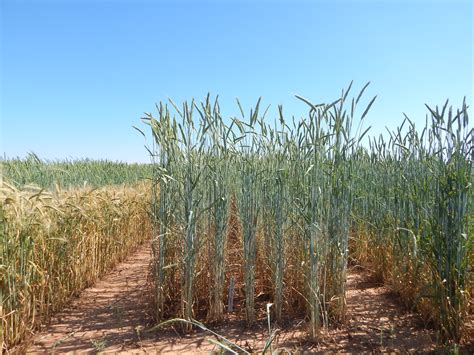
(1, 0, 472, 163)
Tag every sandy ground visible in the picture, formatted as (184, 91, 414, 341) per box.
(22, 245, 472, 354)
(25, 245, 153, 354)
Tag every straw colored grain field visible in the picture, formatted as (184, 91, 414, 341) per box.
(0, 161, 151, 350)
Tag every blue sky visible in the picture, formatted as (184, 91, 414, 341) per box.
(1, 0, 472, 163)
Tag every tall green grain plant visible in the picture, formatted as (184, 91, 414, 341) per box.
(258, 108, 289, 323)
(426, 101, 472, 342)
(234, 99, 265, 325)
(144, 103, 178, 320)
(296, 83, 374, 336)
(351, 99, 471, 343)
(196, 97, 230, 322)
(269, 111, 288, 324)
(145, 88, 470, 345)
(326, 84, 374, 321)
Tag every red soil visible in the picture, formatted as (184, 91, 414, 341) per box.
(21, 245, 472, 354)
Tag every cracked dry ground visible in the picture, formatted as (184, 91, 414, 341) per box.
(22, 244, 471, 354)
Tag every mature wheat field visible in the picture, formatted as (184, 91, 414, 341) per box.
(1, 159, 151, 350)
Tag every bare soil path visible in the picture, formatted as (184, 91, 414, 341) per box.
(24, 245, 468, 354)
(26, 244, 153, 354)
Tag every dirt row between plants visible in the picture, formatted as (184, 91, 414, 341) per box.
(21, 244, 467, 354)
